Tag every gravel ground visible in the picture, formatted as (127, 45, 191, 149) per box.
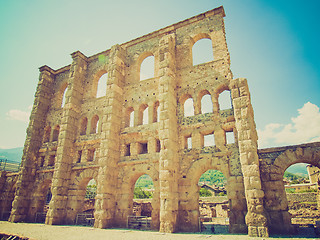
(0, 221, 318, 240)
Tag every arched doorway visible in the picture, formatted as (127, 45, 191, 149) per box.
(29, 179, 52, 223)
(260, 144, 320, 234)
(198, 169, 229, 234)
(283, 163, 318, 227)
(128, 174, 155, 230)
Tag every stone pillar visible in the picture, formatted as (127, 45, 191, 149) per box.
(9, 66, 55, 222)
(158, 33, 179, 233)
(94, 44, 125, 228)
(46, 51, 88, 225)
(231, 78, 269, 237)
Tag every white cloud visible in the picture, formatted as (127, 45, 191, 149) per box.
(258, 102, 320, 148)
(6, 106, 32, 123)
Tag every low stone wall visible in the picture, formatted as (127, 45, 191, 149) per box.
(286, 192, 317, 203)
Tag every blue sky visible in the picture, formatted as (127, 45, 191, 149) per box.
(0, 0, 319, 149)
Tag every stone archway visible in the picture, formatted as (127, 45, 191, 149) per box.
(178, 154, 247, 233)
(65, 168, 98, 225)
(115, 164, 160, 230)
(259, 143, 320, 234)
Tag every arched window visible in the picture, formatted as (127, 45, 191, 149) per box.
(43, 126, 51, 143)
(201, 94, 213, 114)
(90, 115, 99, 134)
(138, 104, 148, 125)
(184, 98, 194, 117)
(125, 107, 134, 128)
(61, 86, 68, 108)
(52, 125, 60, 142)
(153, 101, 159, 123)
(218, 90, 232, 110)
(88, 148, 96, 162)
(96, 73, 108, 98)
(140, 55, 155, 81)
(192, 38, 214, 66)
(80, 117, 88, 136)
(143, 106, 149, 125)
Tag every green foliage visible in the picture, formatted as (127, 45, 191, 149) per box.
(134, 187, 153, 199)
(85, 185, 97, 199)
(284, 171, 299, 181)
(218, 192, 226, 196)
(285, 188, 295, 193)
(199, 188, 212, 197)
(198, 170, 226, 187)
(297, 188, 317, 193)
(135, 174, 154, 189)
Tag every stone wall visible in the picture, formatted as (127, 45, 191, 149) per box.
(0, 5, 319, 238)
(286, 192, 317, 203)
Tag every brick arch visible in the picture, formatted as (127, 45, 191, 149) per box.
(184, 155, 230, 187)
(274, 147, 320, 175)
(116, 164, 160, 229)
(74, 168, 98, 189)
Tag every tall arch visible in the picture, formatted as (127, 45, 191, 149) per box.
(96, 72, 108, 98)
(180, 94, 195, 117)
(260, 145, 320, 234)
(178, 155, 247, 233)
(43, 126, 51, 143)
(192, 34, 214, 66)
(218, 90, 232, 111)
(52, 125, 60, 142)
(60, 83, 68, 108)
(80, 117, 88, 136)
(138, 52, 155, 81)
(90, 115, 99, 134)
(198, 90, 213, 114)
(66, 168, 98, 225)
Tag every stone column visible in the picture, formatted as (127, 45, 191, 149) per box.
(231, 78, 269, 237)
(94, 44, 125, 228)
(46, 51, 87, 225)
(158, 33, 180, 233)
(9, 66, 55, 222)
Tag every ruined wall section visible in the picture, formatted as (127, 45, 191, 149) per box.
(9, 66, 55, 223)
(94, 45, 126, 228)
(46, 51, 88, 225)
(259, 143, 320, 234)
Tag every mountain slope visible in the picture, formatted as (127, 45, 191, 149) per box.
(0, 147, 23, 163)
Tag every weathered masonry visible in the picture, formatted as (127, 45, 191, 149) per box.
(0, 6, 319, 238)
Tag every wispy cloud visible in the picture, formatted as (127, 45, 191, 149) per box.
(6, 106, 32, 123)
(258, 102, 320, 148)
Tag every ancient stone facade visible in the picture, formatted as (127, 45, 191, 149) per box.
(0, 6, 319, 238)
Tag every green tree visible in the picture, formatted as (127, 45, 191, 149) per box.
(199, 188, 212, 197)
(134, 187, 153, 199)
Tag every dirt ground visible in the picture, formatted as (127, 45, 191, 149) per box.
(0, 221, 319, 240)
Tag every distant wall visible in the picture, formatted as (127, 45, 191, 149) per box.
(286, 192, 317, 203)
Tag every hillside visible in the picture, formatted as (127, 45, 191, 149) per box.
(0, 147, 23, 163)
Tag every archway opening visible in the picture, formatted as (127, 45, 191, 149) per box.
(283, 163, 319, 227)
(96, 73, 108, 98)
(129, 174, 154, 230)
(201, 94, 213, 114)
(192, 38, 214, 66)
(198, 169, 229, 234)
(75, 178, 96, 226)
(184, 98, 194, 117)
(34, 183, 52, 223)
(140, 56, 155, 81)
(218, 90, 232, 111)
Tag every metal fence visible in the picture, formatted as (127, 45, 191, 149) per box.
(0, 158, 20, 172)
